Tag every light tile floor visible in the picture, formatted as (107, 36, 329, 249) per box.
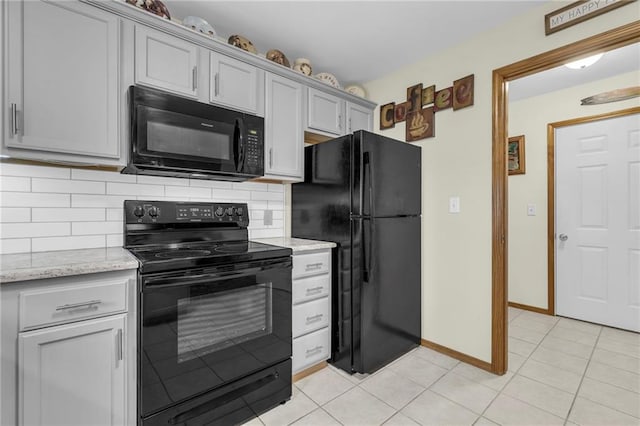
(247, 308, 640, 425)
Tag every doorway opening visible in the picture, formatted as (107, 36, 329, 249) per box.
(490, 21, 640, 375)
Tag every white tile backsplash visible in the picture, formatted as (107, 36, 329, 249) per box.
(0, 208, 31, 223)
(0, 176, 31, 192)
(0, 192, 70, 208)
(0, 164, 285, 253)
(32, 178, 105, 194)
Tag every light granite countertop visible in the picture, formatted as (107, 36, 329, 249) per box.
(0, 247, 139, 284)
(252, 237, 336, 253)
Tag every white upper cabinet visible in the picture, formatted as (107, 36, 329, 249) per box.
(135, 25, 199, 98)
(19, 315, 127, 426)
(4, 0, 121, 163)
(210, 52, 264, 115)
(306, 87, 345, 136)
(264, 73, 303, 181)
(346, 102, 373, 133)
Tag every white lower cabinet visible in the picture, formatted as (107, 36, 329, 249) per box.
(291, 249, 332, 374)
(19, 315, 126, 426)
(0, 269, 136, 426)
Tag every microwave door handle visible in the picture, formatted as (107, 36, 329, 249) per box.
(234, 117, 246, 172)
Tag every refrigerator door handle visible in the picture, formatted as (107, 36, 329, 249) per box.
(363, 219, 374, 283)
(363, 151, 375, 217)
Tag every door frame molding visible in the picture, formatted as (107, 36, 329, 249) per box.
(491, 20, 640, 375)
(547, 106, 640, 320)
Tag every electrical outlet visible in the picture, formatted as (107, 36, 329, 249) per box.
(264, 209, 273, 226)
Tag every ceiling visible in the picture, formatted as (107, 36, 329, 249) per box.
(163, 1, 546, 87)
(162, 1, 637, 100)
(509, 42, 640, 102)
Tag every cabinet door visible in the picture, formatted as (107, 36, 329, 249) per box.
(135, 25, 199, 98)
(19, 315, 126, 426)
(5, 0, 120, 159)
(264, 73, 303, 180)
(307, 87, 345, 136)
(347, 102, 373, 133)
(210, 52, 263, 115)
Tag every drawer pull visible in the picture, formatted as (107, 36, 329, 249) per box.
(305, 286, 324, 295)
(55, 299, 102, 311)
(305, 262, 323, 271)
(306, 314, 323, 324)
(305, 345, 323, 357)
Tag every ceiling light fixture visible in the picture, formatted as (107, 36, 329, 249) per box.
(564, 53, 604, 69)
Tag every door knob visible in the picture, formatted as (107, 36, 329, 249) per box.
(559, 233, 568, 241)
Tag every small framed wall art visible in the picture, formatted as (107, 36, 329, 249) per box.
(434, 87, 453, 111)
(394, 101, 410, 123)
(407, 83, 423, 112)
(453, 74, 474, 110)
(508, 135, 525, 175)
(380, 102, 395, 130)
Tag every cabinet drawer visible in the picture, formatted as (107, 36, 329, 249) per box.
(292, 251, 330, 279)
(293, 327, 329, 373)
(293, 275, 330, 305)
(293, 297, 329, 338)
(19, 279, 128, 331)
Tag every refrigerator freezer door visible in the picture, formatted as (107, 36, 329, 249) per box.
(352, 131, 421, 218)
(352, 215, 421, 374)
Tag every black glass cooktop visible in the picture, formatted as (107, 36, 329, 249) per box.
(128, 240, 291, 273)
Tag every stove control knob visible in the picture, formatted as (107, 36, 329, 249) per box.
(215, 207, 224, 217)
(225, 207, 234, 216)
(236, 207, 244, 216)
(133, 205, 145, 218)
(148, 206, 159, 217)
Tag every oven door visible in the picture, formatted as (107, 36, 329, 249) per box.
(139, 257, 292, 419)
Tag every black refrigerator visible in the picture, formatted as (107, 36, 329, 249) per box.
(292, 130, 421, 374)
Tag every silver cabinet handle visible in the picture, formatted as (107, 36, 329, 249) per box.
(116, 329, 123, 362)
(214, 73, 219, 96)
(305, 262, 323, 271)
(10, 103, 18, 136)
(559, 234, 568, 241)
(305, 345, 323, 357)
(305, 286, 324, 295)
(349, 117, 352, 133)
(338, 114, 342, 131)
(306, 314, 323, 324)
(55, 299, 102, 311)
(269, 148, 273, 168)
(192, 66, 198, 91)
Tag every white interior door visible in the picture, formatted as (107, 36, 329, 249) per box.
(556, 112, 640, 332)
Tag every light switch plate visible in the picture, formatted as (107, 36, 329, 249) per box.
(527, 204, 536, 216)
(449, 197, 460, 214)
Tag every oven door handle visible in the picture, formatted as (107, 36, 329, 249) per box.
(143, 266, 265, 288)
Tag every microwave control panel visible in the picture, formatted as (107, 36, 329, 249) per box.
(245, 127, 262, 171)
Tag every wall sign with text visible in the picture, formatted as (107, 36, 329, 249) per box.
(379, 74, 474, 142)
(545, 0, 637, 35)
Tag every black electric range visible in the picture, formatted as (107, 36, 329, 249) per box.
(124, 200, 292, 426)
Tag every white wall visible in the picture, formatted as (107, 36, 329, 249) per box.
(363, 2, 639, 362)
(0, 163, 285, 254)
(508, 70, 640, 310)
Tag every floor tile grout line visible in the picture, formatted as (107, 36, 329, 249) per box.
(474, 311, 560, 423)
(578, 366, 640, 395)
(563, 324, 604, 425)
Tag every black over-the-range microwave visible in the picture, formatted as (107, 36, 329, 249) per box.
(122, 85, 264, 181)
